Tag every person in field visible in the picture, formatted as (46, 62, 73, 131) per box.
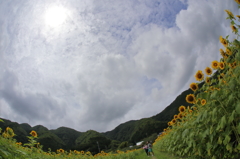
(142, 143, 148, 156)
(147, 141, 154, 156)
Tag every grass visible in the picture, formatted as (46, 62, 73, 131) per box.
(134, 147, 190, 159)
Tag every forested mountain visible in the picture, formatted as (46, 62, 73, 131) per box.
(102, 88, 194, 143)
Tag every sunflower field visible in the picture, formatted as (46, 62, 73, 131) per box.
(1, 1, 240, 159)
(154, 1, 240, 158)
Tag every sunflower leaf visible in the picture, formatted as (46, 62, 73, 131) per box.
(202, 128, 209, 139)
(233, 66, 240, 79)
(227, 93, 235, 106)
(228, 110, 235, 123)
(0, 148, 10, 158)
(218, 136, 223, 145)
(202, 110, 208, 120)
(236, 51, 240, 61)
(237, 123, 240, 134)
(196, 113, 202, 123)
(226, 143, 233, 153)
(220, 115, 227, 129)
(182, 129, 189, 138)
(237, 143, 240, 150)
(15, 149, 27, 156)
(236, 102, 240, 114)
(207, 142, 212, 156)
(223, 135, 231, 145)
(228, 58, 235, 65)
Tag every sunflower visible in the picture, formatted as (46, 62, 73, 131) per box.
(179, 105, 186, 113)
(57, 149, 65, 153)
(168, 121, 173, 126)
(236, 15, 240, 19)
(211, 60, 219, 70)
(171, 119, 176, 124)
(201, 99, 207, 106)
(219, 62, 225, 70)
(223, 54, 228, 59)
(186, 94, 196, 104)
(220, 48, 225, 56)
(230, 62, 237, 69)
(235, 0, 240, 4)
(219, 49, 228, 59)
(224, 10, 235, 19)
(231, 25, 238, 33)
(210, 86, 214, 90)
(218, 75, 223, 81)
(174, 115, 178, 119)
(226, 48, 232, 56)
(205, 67, 212, 75)
(190, 83, 198, 92)
(223, 80, 227, 84)
(189, 109, 193, 113)
(74, 150, 79, 154)
(30, 130, 38, 137)
(86, 151, 92, 155)
(205, 77, 211, 84)
(178, 113, 183, 119)
(6, 127, 15, 138)
(192, 106, 197, 111)
(195, 70, 204, 81)
(219, 36, 228, 47)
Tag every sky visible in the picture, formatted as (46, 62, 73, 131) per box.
(0, 0, 238, 132)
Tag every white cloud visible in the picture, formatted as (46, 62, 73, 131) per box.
(0, 0, 239, 132)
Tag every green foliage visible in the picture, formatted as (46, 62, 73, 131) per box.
(74, 130, 112, 154)
(103, 120, 137, 141)
(50, 127, 82, 150)
(129, 118, 167, 144)
(37, 132, 66, 151)
(20, 123, 32, 132)
(108, 140, 121, 150)
(75, 130, 101, 145)
(32, 125, 49, 136)
(118, 141, 129, 149)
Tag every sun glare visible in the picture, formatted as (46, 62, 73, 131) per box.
(45, 6, 67, 27)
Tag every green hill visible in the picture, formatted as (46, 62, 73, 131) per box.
(151, 88, 194, 122)
(74, 130, 112, 154)
(102, 88, 194, 143)
(37, 132, 66, 151)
